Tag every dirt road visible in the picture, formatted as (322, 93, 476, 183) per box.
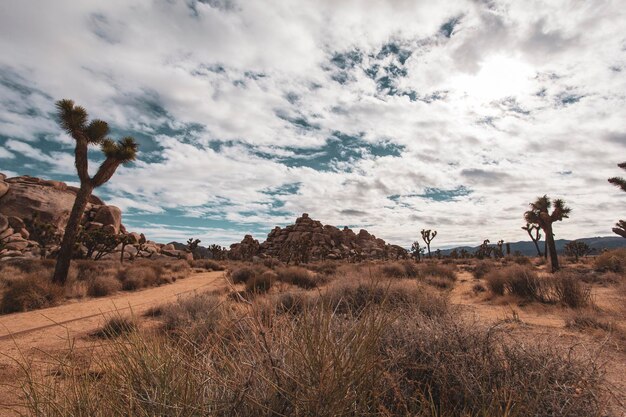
(0, 270, 227, 415)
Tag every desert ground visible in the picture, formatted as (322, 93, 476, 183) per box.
(0, 254, 624, 417)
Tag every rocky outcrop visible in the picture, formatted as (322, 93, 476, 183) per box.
(230, 213, 408, 262)
(0, 173, 190, 262)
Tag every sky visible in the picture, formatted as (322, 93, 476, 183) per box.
(0, 0, 625, 249)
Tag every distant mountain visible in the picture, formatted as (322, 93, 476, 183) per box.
(439, 236, 626, 257)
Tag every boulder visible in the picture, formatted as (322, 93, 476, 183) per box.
(0, 214, 8, 233)
(0, 176, 100, 229)
(8, 216, 25, 230)
(0, 173, 6, 181)
(93, 206, 122, 233)
(86, 222, 103, 230)
(102, 224, 117, 234)
(0, 181, 8, 199)
(5, 240, 29, 251)
(19, 228, 30, 239)
(0, 227, 14, 240)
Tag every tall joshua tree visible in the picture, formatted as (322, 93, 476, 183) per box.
(524, 195, 571, 272)
(608, 162, 626, 238)
(421, 229, 437, 259)
(52, 99, 138, 285)
(522, 223, 543, 257)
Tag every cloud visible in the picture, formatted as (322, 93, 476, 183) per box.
(0, 0, 624, 248)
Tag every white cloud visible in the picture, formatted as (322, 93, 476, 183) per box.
(0, 0, 625, 247)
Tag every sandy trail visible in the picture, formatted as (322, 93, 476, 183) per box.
(0, 271, 228, 415)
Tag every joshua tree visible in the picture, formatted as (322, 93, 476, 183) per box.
(52, 99, 138, 285)
(187, 238, 201, 259)
(494, 240, 504, 258)
(524, 195, 571, 272)
(420, 229, 437, 259)
(608, 162, 626, 238)
(410, 240, 424, 262)
(475, 239, 493, 259)
(522, 223, 543, 257)
(564, 240, 592, 262)
(79, 227, 120, 260)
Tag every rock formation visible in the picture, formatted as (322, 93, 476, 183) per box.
(0, 173, 190, 261)
(230, 213, 408, 262)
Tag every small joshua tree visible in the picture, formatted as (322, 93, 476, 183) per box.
(420, 229, 437, 259)
(522, 223, 543, 257)
(564, 240, 592, 262)
(608, 162, 626, 238)
(495, 240, 504, 259)
(524, 195, 571, 272)
(475, 239, 493, 259)
(410, 240, 424, 262)
(79, 227, 120, 260)
(52, 99, 138, 285)
(187, 238, 201, 259)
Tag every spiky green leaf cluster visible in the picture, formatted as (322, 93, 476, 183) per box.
(102, 136, 138, 163)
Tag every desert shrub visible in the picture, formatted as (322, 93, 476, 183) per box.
(472, 260, 493, 279)
(245, 271, 276, 294)
(87, 276, 122, 297)
(93, 316, 137, 338)
(275, 266, 321, 289)
(400, 260, 420, 278)
(485, 265, 543, 300)
(323, 280, 448, 317)
(20, 296, 607, 417)
(0, 273, 63, 313)
(167, 260, 191, 273)
(594, 248, 626, 273)
(161, 293, 223, 343)
(380, 262, 406, 278)
(72, 260, 119, 281)
(117, 266, 159, 290)
(306, 261, 338, 276)
(552, 272, 592, 308)
(566, 311, 613, 331)
(0, 258, 55, 275)
(420, 262, 456, 281)
(485, 269, 507, 295)
(262, 257, 283, 269)
(272, 291, 308, 315)
(472, 282, 486, 293)
(190, 259, 224, 271)
(512, 255, 531, 265)
(229, 266, 257, 284)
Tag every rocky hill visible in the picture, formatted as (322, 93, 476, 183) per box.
(0, 173, 191, 261)
(229, 213, 408, 261)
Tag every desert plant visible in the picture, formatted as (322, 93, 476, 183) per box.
(475, 239, 493, 259)
(246, 271, 276, 294)
(410, 240, 424, 262)
(522, 222, 543, 257)
(524, 195, 571, 272)
(593, 248, 626, 273)
(87, 275, 122, 297)
(564, 240, 592, 261)
(79, 226, 120, 260)
(276, 266, 321, 288)
(420, 229, 437, 259)
(0, 273, 63, 313)
(229, 266, 258, 284)
(52, 99, 138, 285)
(552, 272, 592, 308)
(23, 214, 61, 259)
(608, 161, 626, 238)
(472, 260, 493, 279)
(93, 316, 137, 338)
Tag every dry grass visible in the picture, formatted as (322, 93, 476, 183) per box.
(87, 275, 122, 297)
(275, 266, 324, 289)
(0, 272, 63, 313)
(92, 315, 137, 338)
(18, 276, 609, 417)
(594, 248, 626, 273)
(485, 265, 592, 308)
(189, 259, 225, 271)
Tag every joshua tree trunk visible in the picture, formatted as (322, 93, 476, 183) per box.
(426, 243, 431, 259)
(544, 241, 548, 259)
(545, 226, 559, 272)
(53, 184, 93, 284)
(531, 240, 542, 257)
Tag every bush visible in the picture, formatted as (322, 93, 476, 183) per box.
(421, 262, 456, 281)
(472, 260, 493, 279)
(306, 261, 338, 276)
(0, 273, 63, 313)
(87, 276, 122, 297)
(552, 272, 592, 308)
(230, 266, 257, 284)
(161, 293, 223, 343)
(594, 249, 626, 273)
(323, 280, 448, 317)
(275, 266, 321, 289)
(485, 265, 542, 299)
(93, 316, 137, 338)
(118, 266, 159, 290)
(190, 259, 224, 271)
(512, 255, 531, 265)
(245, 271, 276, 294)
(380, 262, 406, 278)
